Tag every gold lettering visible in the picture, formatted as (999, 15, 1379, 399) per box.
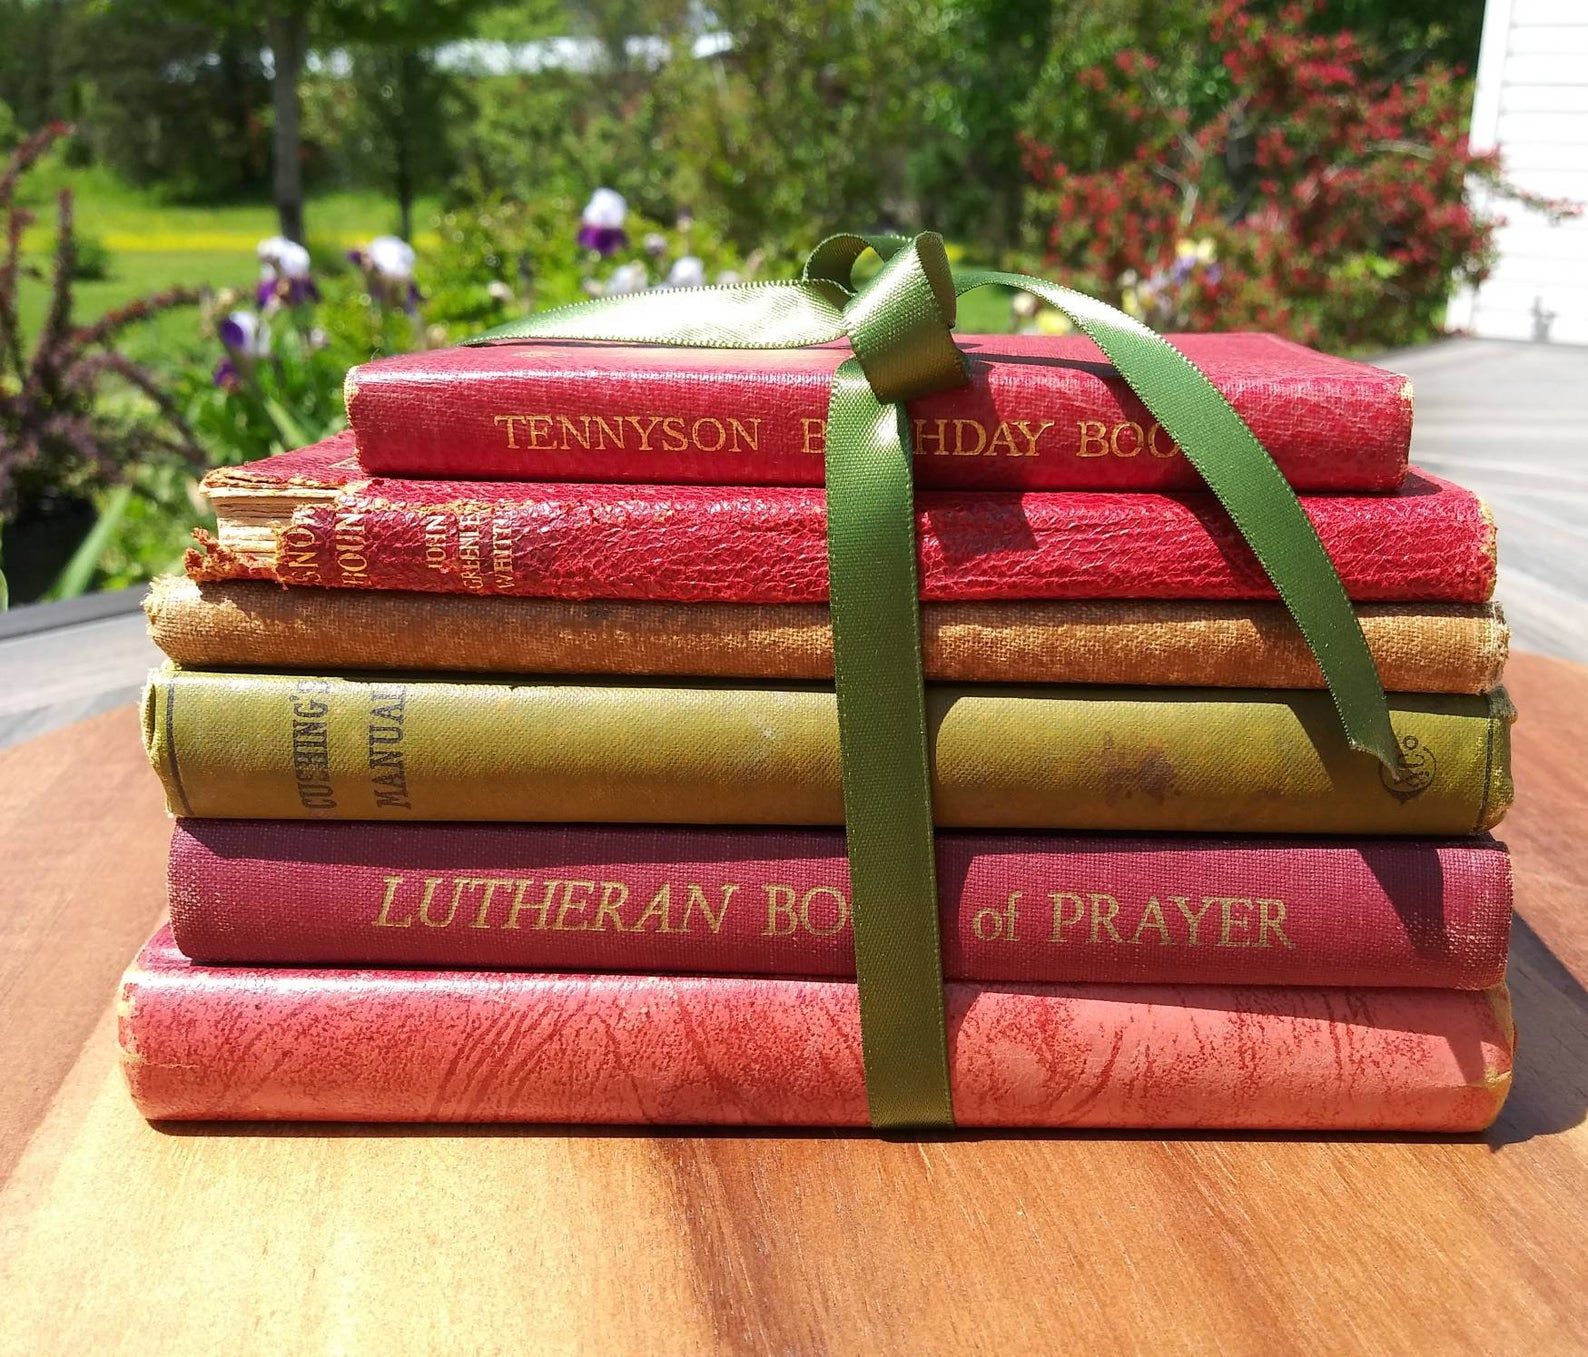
(632, 883, 678, 933)
(1048, 891, 1086, 942)
(727, 417, 760, 452)
(953, 418, 987, 456)
(1148, 422, 1178, 458)
(1257, 898, 1294, 950)
(591, 414, 625, 450)
(628, 415, 663, 450)
(422, 516, 449, 574)
(524, 415, 554, 450)
(659, 416, 688, 453)
(972, 893, 1020, 942)
(799, 885, 849, 938)
(1110, 421, 1145, 457)
(1130, 896, 1173, 945)
(801, 418, 826, 455)
(372, 876, 414, 928)
(493, 413, 528, 448)
(280, 523, 320, 576)
(555, 414, 591, 450)
(467, 878, 515, 928)
(1089, 892, 1126, 943)
(1077, 419, 1109, 456)
(914, 418, 950, 456)
(554, 879, 598, 930)
(682, 883, 738, 934)
(763, 884, 799, 936)
(985, 421, 1019, 457)
(1170, 895, 1213, 945)
(419, 877, 463, 928)
(693, 417, 727, 452)
(503, 879, 557, 931)
(592, 880, 630, 931)
(1216, 896, 1255, 947)
(1012, 419, 1055, 456)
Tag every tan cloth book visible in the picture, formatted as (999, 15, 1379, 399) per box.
(146, 577, 1506, 694)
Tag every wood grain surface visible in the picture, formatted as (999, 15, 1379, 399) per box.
(0, 652, 1584, 1356)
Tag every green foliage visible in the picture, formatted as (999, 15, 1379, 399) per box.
(1247, 0, 1484, 73)
(0, 125, 201, 518)
(70, 228, 110, 279)
(178, 303, 351, 466)
(422, 191, 748, 333)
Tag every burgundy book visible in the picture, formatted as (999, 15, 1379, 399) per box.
(344, 333, 1413, 491)
(120, 925, 1513, 1129)
(168, 822, 1512, 990)
(192, 434, 1495, 604)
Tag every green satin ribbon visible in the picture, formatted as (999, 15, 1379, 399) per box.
(470, 232, 1406, 1131)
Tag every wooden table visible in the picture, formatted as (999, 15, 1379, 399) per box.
(1, 653, 1584, 1356)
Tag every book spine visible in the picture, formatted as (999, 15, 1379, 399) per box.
(168, 821, 1514, 989)
(146, 579, 1511, 695)
(142, 668, 1514, 835)
(120, 928, 1514, 1129)
(190, 478, 1497, 605)
(345, 349, 1412, 491)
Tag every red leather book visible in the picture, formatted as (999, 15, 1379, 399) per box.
(345, 334, 1413, 491)
(168, 822, 1512, 990)
(120, 925, 1513, 1129)
(192, 434, 1495, 604)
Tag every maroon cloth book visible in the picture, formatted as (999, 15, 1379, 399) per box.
(168, 822, 1512, 990)
(120, 924, 1514, 1129)
(344, 333, 1414, 491)
(192, 434, 1496, 604)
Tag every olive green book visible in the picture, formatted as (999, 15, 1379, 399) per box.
(143, 666, 1512, 835)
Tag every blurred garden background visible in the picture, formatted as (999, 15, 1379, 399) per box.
(0, 0, 1561, 602)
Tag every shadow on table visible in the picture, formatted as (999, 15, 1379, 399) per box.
(1483, 913, 1588, 1148)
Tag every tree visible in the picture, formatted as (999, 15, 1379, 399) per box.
(912, 0, 1060, 252)
(167, 0, 493, 242)
(345, 43, 458, 240)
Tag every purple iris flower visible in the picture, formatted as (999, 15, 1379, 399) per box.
(577, 222, 629, 256)
(351, 236, 424, 315)
(213, 308, 268, 391)
(578, 188, 629, 258)
(255, 237, 317, 311)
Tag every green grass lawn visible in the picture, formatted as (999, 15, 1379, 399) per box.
(16, 161, 1016, 363)
(15, 162, 436, 366)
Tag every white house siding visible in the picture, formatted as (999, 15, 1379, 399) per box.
(1447, 0, 1588, 343)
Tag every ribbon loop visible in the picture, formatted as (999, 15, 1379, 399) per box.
(842, 234, 968, 404)
(801, 232, 908, 292)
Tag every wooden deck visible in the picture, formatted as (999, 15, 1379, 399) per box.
(1384, 337, 1588, 661)
(0, 335, 1583, 748)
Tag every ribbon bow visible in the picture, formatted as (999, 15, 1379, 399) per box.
(473, 232, 1405, 1130)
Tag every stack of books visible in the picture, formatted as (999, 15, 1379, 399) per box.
(122, 331, 1516, 1129)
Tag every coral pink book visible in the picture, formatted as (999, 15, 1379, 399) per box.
(192, 433, 1495, 604)
(120, 925, 1513, 1129)
(344, 333, 1413, 491)
(168, 822, 1513, 990)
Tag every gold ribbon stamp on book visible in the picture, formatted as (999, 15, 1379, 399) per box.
(470, 231, 1407, 1131)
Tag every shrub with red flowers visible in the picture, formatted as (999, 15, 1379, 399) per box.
(1021, 0, 1578, 352)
